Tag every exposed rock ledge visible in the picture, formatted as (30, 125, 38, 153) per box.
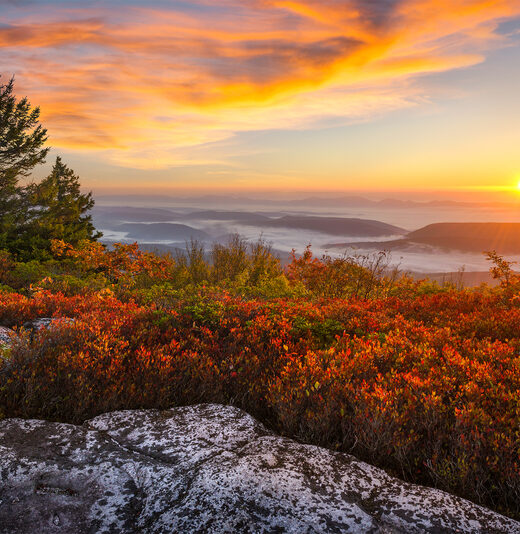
(0, 404, 517, 534)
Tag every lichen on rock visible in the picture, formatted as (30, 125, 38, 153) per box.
(0, 326, 16, 350)
(0, 404, 518, 533)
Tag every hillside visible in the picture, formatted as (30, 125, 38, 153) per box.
(407, 222, 520, 253)
(114, 222, 210, 241)
(325, 222, 520, 253)
(92, 206, 180, 223)
(251, 215, 406, 236)
(183, 210, 272, 222)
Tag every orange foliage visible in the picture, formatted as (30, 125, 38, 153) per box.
(52, 239, 176, 287)
(1, 285, 519, 517)
(1, 243, 520, 517)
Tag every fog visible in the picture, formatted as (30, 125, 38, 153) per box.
(92, 195, 520, 276)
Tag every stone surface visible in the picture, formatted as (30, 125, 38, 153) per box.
(0, 404, 518, 534)
(0, 326, 16, 350)
(22, 317, 74, 335)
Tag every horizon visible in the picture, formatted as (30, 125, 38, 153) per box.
(2, 0, 520, 197)
(89, 188, 520, 203)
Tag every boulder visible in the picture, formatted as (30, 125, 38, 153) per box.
(21, 317, 76, 343)
(0, 326, 16, 350)
(0, 404, 518, 534)
(22, 317, 75, 334)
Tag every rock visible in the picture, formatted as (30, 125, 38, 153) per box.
(22, 317, 74, 334)
(0, 404, 517, 534)
(21, 317, 76, 343)
(0, 326, 16, 350)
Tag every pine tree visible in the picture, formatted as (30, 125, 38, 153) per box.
(0, 76, 101, 260)
(0, 76, 49, 251)
(0, 77, 49, 180)
(16, 157, 102, 261)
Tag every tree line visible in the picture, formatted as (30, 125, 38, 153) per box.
(0, 77, 100, 261)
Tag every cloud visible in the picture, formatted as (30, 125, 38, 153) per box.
(1, 0, 519, 169)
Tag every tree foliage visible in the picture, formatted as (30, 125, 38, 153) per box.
(0, 77, 49, 183)
(1, 77, 49, 251)
(0, 76, 99, 259)
(14, 157, 102, 260)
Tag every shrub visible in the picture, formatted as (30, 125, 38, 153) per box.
(1, 243, 520, 519)
(286, 246, 401, 299)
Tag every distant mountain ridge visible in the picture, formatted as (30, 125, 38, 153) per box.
(95, 194, 520, 210)
(183, 210, 271, 222)
(94, 207, 407, 239)
(249, 215, 405, 236)
(408, 223, 520, 253)
(93, 206, 520, 256)
(92, 206, 180, 224)
(115, 223, 210, 241)
(325, 223, 520, 254)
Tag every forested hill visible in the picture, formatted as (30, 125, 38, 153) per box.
(407, 223, 520, 253)
(325, 222, 520, 254)
(255, 216, 405, 236)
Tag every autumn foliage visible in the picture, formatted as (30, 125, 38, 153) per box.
(0, 241, 519, 519)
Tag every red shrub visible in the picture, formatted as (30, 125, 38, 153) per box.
(1, 287, 519, 518)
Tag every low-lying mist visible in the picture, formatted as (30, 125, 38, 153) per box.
(92, 195, 520, 279)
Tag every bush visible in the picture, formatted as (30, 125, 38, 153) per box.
(1, 284, 519, 518)
(1, 243, 520, 519)
(286, 246, 402, 299)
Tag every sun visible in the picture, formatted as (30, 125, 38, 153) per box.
(517, 180, 520, 191)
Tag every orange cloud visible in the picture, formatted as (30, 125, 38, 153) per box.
(1, 0, 519, 169)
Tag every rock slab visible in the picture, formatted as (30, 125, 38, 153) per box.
(0, 404, 518, 533)
(0, 326, 15, 350)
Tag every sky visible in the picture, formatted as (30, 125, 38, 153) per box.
(1, 0, 520, 198)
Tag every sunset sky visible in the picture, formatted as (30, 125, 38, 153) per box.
(2, 0, 520, 197)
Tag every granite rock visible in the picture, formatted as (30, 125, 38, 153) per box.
(0, 326, 16, 350)
(0, 404, 518, 534)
